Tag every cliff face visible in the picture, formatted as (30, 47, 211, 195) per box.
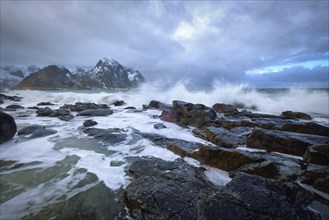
(14, 58, 145, 90)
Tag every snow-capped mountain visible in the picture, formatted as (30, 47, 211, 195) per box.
(0, 65, 40, 91)
(14, 58, 145, 90)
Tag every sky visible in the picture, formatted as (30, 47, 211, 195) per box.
(0, 0, 328, 88)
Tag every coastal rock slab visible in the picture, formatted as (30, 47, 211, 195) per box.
(282, 110, 312, 120)
(247, 128, 329, 156)
(212, 103, 238, 114)
(77, 109, 113, 116)
(83, 128, 126, 145)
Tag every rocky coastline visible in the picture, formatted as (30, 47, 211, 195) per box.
(1, 93, 329, 219)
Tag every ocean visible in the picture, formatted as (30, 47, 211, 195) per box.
(1, 81, 328, 219)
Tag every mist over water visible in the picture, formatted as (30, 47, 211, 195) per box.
(7, 80, 329, 117)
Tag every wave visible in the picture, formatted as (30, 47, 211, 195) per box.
(6, 80, 329, 117)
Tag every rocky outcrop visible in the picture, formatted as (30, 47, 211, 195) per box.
(212, 103, 238, 114)
(282, 110, 312, 120)
(0, 111, 17, 144)
(123, 157, 321, 220)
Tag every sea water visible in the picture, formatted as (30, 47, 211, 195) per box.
(0, 81, 328, 219)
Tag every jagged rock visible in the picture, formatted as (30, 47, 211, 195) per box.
(247, 128, 329, 156)
(160, 109, 177, 123)
(83, 128, 126, 145)
(304, 144, 329, 165)
(123, 157, 214, 220)
(301, 164, 329, 194)
(0, 111, 17, 144)
(282, 110, 312, 120)
(212, 103, 238, 114)
(191, 146, 263, 171)
(173, 100, 216, 128)
(198, 173, 320, 220)
(37, 102, 55, 106)
(77, 109, 113, 116)
(230, 160, 279, 179)
(201, 126, 251, 147)
(154, 123, 166, 129)
(83, 119, 98, 127)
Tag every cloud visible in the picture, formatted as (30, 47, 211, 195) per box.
(0, 0, 328, 87)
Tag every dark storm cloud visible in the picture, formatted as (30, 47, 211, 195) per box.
(0, 0, 328, 87)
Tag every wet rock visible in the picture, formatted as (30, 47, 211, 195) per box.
(0, 100, 3, 105)
(0, 94, 22, 102)
(203, 126, 251, 147)
(124, 106, 136, 110)
(83, 119, 98, 127)
(148, 100, 172, 110)
(160, 109, 177, 123)
(37, 102, 55, 106)
(301, 164, 329, 194)
(282, 110, 312, 120)
(83, 128, 127, 145)
(212, 117, 256, 129)
(198, 173, 320, 220)
(112, 100, 125, 106)
(77, 109, 113, 116)
(36, 107, 54, 116)
(191, 146, 263, 171)
(27, 106, 40, 110)
(247, 128, 329, 156)
(62, 102, 108, 112)
(304, 144, 329, 165)
(0, 111, 17, 144)
(212, 103, 238, 114)
(5, 104, 24, 110)
(173, 100, 216, 128)
(231, 160, 279, 179)
(58, 115, 74, 121)
(29, 127, 57, 139)
(17, 125, 43, 135)
(124, 157, 214, 220)
(280, 122, 329, 137)
(154, 123, 166, 129)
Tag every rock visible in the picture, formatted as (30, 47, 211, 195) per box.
(148, 100, 172, 110)
(36, 107, 54, 117)
(231, 160, 279, 179)
(83, 128, 127, 145)
(247, 128, 329, 156)
(0, 111, 17, 144)
(124, 106, 136, 110)
(112, 100, 125, 106)
(51, 108, 71, 117)
(301, 164, 329, 194)
(154, 123, 166, 129)
(0, 94, 22, 102)
(191, 146, 263, 171)
(5, 104, 24, 110)
(77, 109, 113, 116)
(282, 110, 312, 120)
(37, 102, 55, 106)
(17, 125, 43, 135)
(83, 119, 98, 127)
(58, 115, 74, 121)
(173, 100, 216, 128)
(63, 102, 109, 112)
(201, 126, 251, 147)
(280, 122, 329, 137)
(198, 173, 320, 220)
(304, 144, 329, 165)
(212, 103, 239, 114)
(160, 109, 177, 123)
(29, 128, 57, 139)
(27, 106, 40, 110)
(123, 157, 214, 220)
(0, 100, 3, 105)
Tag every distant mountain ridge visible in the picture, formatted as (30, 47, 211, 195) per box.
(12, 58, 145, 90)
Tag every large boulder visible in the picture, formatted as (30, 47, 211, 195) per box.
(280, 122, 329, 137)
(0, 111, 17, 144)
(212, 103, 238, 114)
(173, 100, 216, 128)
(62, 102, 109, 112)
